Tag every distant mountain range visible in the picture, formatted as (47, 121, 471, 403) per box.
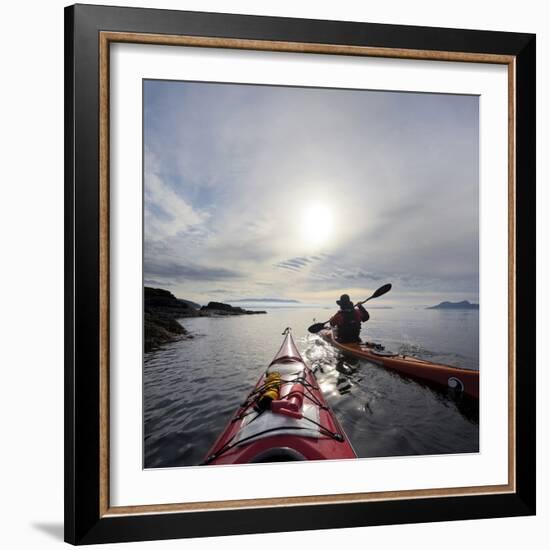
(230, 298, 300, 303)
(427, 300, 479, 310)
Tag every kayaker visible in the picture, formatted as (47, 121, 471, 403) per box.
(330, 294, 369, 343)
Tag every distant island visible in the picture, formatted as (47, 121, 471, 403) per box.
(144, 287, 266, 351)
(230, 298, 300, 303)
(427, 300, 479, 310)
(200, 301, 267, 316)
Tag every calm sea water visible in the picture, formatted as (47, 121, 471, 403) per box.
(144, 307, 479, 468)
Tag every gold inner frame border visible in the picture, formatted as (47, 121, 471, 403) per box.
(98, 31, 516, 517)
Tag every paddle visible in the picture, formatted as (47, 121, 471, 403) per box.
(307, 283, 392, 334)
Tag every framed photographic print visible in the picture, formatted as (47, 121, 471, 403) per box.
(64, 3, 536, 545)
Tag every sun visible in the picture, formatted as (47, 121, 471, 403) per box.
(300, 202, 334, 248)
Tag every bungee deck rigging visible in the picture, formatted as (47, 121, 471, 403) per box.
(202, 328, 356, 465)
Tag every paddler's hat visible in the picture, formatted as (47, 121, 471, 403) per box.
(337, 294, 354, 308)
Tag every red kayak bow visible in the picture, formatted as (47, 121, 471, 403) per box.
(203, 328, 357, 465)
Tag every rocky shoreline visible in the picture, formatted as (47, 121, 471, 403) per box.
(144, 310, 190, 352)
(144, 287, 266, 351)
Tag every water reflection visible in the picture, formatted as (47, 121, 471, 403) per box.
(144, 307, 479, 467)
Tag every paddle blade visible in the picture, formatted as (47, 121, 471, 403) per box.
(308, 321, 328, 334)
(368, 283, 392, 300)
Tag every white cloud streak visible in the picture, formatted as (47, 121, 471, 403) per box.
(143, 81, 479, 305)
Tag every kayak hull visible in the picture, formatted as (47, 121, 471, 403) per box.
(203, 331, 357, 465)
(319, 329, 479, 400)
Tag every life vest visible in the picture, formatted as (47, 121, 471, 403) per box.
(337, 307, 361, 343)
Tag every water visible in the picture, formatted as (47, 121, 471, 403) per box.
(144, 307, 479, 468)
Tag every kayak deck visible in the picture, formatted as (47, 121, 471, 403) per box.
(203, 329, 357, 465)
(319, 329, 479, 400)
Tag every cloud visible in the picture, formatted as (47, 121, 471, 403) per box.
(144, 279, 174, 287)
(144, 151, 208, 244)
(275, 256, 321, 271)
(144, 258, 242, 282)
(338, 269, 384, 281)
(276, 264, 301, 272)
(143, 81, 479, 304)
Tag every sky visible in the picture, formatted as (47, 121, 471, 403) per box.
(143, 80, 479, 307)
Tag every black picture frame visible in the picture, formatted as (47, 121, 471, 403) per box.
(65, 3, 536, 545)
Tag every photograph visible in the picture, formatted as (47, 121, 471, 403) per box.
(60, 2, 537, 544)
(142, 79, 480, 469)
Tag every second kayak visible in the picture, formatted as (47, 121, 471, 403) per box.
(202, 328, 357, 465)
(319, 328, 479, 400)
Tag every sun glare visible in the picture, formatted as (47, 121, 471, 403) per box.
(300, 202, 334, 247)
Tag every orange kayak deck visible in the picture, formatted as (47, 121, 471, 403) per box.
(319, 329, 479, 400)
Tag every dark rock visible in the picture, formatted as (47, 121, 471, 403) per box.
(201, 301, 244, 313)
(144, 311, 187, 352)
(143, 288, 267, 352)
(144, 287, 197, 352)
(178, 298, 201, 310)
(145, 287, 199, 318)
(200, 301, 266, 316)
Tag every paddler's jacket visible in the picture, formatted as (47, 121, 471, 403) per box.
(329, 305, 369, 343)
